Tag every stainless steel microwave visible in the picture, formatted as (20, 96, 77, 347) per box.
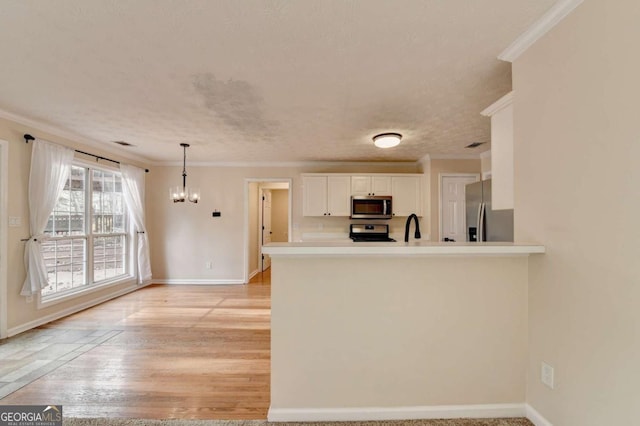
(351, 196, 393, 219)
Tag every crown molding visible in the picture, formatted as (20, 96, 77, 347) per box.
(481, 91, 514, 117)
(430, 153, 481, 160)
(0, 108, 152, 165)
(151, 160, 421, 168)
(498, 0, 584, 62)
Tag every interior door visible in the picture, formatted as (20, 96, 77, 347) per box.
(441, 175, 479, 242)
(261, 190, 272, 271)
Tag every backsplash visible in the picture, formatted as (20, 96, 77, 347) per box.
(295, 216, 429, 241)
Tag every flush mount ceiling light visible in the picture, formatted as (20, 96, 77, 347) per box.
(170, 143, 200, 203)
(373, 133, 402, 149)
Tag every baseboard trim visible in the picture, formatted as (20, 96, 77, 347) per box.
(248, 269, 260, 281)
(268, 403, 526, 422)
(153, 279, 245, 285)
(7, 283, 145, 337)
(526, 404, 553, 426)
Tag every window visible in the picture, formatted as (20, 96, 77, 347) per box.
(41, 164, 130, 299)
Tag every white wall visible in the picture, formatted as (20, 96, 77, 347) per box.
(270, 189, 289, 242)
(490, 103, 513, 210)
(271, 256, 528, 411)
(480, 151, 492, 180)
(513, 0, 640, 424)
(0, 140, 7, 338)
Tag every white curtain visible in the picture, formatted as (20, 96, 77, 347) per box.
(121, 164, 152, 284)
(21, 140, 74, 296)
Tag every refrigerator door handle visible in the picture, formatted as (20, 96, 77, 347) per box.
(476, 202, 483, 242)
(478, 202, 486, 242)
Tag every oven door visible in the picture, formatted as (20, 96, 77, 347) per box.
(350, 196, 392, 219)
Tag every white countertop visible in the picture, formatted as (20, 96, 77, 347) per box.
(262, 241, 545, 257)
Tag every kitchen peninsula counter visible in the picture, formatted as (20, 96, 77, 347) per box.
(262, 241, 545, 257)
(264, 241, 545, 422)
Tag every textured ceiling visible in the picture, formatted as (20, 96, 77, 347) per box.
(0, 0, 556, 163)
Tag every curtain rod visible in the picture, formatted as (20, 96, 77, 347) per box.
(23, 134, 149, 173)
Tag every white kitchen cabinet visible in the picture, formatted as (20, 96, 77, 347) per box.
(303, 173, 423, 217)
(351, 176, 392, 196)
(327, 176, 351, 216)
(302, 175, 351, 216)
(481, 92, 513, 210)
(391, 176, 422, 217)
(302, 176, 328, 216)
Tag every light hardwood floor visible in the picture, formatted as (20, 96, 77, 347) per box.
(0, 272, 271, 419)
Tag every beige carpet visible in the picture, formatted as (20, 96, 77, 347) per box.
(63, 418, 534, 426)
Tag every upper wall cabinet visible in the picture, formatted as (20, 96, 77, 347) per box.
(391, 176, 423, 217)
(481, 92, 514, 210)
(302, 173, 423, 217)
(351, 176, 392, 196)
(302, 175, 351, 216)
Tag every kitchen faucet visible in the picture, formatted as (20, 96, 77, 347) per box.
(404, 214, 421, 242)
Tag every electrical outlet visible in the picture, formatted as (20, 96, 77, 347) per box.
(206, 261, 212, 269)
(541, 362, 554, 389)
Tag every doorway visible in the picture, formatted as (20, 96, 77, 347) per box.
(244, 179, 291, 284)
(439, 174, 480, 242)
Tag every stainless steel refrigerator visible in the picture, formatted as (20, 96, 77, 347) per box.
(465, 179, 514, 242)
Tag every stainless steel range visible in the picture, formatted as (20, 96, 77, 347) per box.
(349, 224, 396, 242)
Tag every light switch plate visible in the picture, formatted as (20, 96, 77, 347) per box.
(9, 216, 21, 227)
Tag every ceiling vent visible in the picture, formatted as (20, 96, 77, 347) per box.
(465, 142, 485, 148)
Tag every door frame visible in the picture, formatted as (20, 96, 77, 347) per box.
(243, 178, 292, 284)
(438, 173, 480, 242)
(259, 187, 272, 272)
(0, 140, 9, 339)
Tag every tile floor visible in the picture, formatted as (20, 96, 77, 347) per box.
(0, 328, 123, 399)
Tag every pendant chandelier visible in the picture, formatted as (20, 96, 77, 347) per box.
(170, 143, 200, 203)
